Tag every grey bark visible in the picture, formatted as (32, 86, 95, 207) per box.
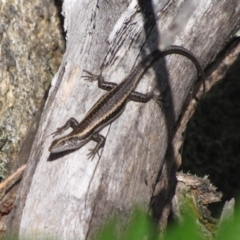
(6, 0, 240, 239)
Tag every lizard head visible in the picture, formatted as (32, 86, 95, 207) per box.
(49, 136, 89, 153)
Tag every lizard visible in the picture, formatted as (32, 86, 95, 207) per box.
(49, 45, 205, 159)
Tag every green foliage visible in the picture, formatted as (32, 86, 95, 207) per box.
(164, 213, 202, 240)
(93, 209, 157, 240)
(92, 208, 201, 240)
(216, 202, 240, 240)
(92, 204, 240, 240)
(3, 204, 240, 240)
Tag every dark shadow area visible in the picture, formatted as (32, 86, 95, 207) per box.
(53, 0, 66, 40)
(181, 39, 240, 217)
(137, 0, 178, 223)
(48, 149, 75, 161)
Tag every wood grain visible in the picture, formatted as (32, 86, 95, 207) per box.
(6, 0, 240, 239)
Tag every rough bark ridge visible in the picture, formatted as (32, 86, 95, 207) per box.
(6, 0, 240, 239)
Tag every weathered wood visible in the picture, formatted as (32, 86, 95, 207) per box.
(6, 0, 240, 239)
(0, 165, 26, 236)
(0, 165, 25, 198)
(173, 172, 222, 239)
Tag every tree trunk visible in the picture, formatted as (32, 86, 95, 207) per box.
(6, 0, 240, 239)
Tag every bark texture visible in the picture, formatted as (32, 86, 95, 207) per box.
(6, 0, 240, 239)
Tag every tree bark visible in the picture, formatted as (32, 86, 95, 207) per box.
(6, 0, 240, 239)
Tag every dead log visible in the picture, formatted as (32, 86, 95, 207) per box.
(0, 165, 26, 236)
(6, 0, 240, 239)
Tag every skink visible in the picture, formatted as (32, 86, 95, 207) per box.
(49, 45, 205, 159)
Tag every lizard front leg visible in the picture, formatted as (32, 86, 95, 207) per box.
(51, 118, 79, 137)
(87, 133, 105, 160)
(82, 70, 117, 91)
